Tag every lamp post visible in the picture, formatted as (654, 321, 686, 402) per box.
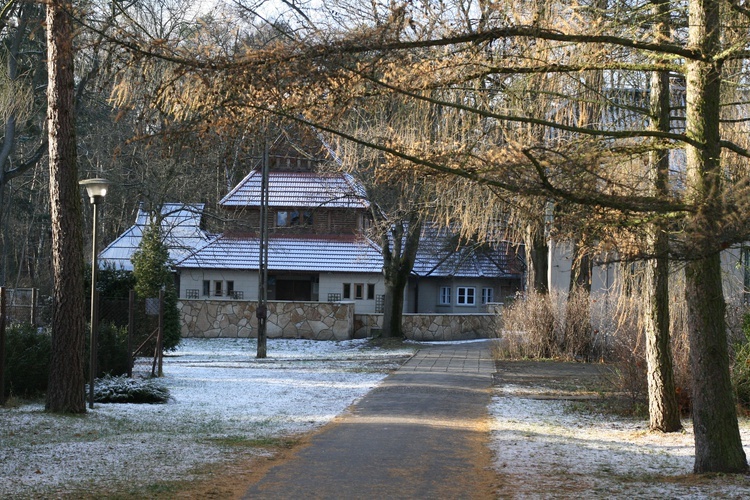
(80, 178, 109, 409)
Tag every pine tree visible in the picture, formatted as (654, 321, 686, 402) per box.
(131, 219, 180, 350)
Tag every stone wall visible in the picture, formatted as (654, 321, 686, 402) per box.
(353, 313, 499, 341)
(179, 299, 500, 341)
(178, 300, 354, 340)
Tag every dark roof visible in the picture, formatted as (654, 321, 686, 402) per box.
(411, 225, 524, 279)
(219, 171, 369, 209)
(177, 233, 383, 273)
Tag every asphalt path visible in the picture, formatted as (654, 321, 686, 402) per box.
(243, 341, 497, 499)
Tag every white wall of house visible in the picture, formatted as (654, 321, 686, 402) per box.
(409, 278, 504, 314)
(548, 240, 748, 305)
(180, 269, 258, 300)
(179, 268, 386, 314)
(722, 246, 747, 306)
(548, 240, 615, 295)
(319, 272, 384, 314)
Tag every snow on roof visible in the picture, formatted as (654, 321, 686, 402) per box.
(411, 225, 524, 279)
(219, 171, 369, 209)
(99, 203, 210, 271)
(177, 233, 384, 273)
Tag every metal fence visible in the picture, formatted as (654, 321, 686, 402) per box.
(97, 292, 165, 378)
(1, 288, 47, 326)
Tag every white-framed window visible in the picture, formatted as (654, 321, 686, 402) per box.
(482, 287, 494, 304)
(439, 287, 451, 305)
(354, 283, 364, 300)
(202, 280, 210, 297)
(456, 287, 476, 306)
(343, 283, 351, 299)
(367, 283, 376, 300)
(214, 280, 223, 297)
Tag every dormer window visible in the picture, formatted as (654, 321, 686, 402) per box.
(276, 209, 313, 227)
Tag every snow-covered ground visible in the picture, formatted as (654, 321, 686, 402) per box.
(489, 385, 750, 498)
(0, 338, 415, 498)
(3, 338, 750, 498)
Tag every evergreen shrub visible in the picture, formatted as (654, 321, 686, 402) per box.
(94, 322, 131, 377)
(89, 375, 170, 404)
(3, 323, 51, 398)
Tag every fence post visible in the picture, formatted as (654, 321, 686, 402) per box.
(128, 290, 135, 378)
(157, 289, 164, 377)
(0, 286, 6, 406)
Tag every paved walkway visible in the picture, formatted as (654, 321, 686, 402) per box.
(243, 341, 497, 499)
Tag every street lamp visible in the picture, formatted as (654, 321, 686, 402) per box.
(80, 178, 109, 409)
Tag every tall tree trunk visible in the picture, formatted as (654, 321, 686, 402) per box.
(44, 0, 87, 414)
(644, 233, 681, 431)
(684, 0, 746, 472)
(382, 270, 408, 338)
(523, 218, 548, 294)
(568, 239, 591, 293)
(381, 216, 422, 338)
(643, 0, 681, 433)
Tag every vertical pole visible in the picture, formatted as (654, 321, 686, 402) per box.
(0, 286, 6, 406)
(257, 135, 269, 359)
(157, 288, 164, 376)
(89, 201, 99, 409)
(127, 289, 134, 378)
(31, 288, 37, 326)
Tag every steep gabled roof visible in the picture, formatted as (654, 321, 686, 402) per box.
(411, 225, 524, 279)
(219, 170, 369, 209)
(99, 203, 210, 271)
(177, 233, 383, 273)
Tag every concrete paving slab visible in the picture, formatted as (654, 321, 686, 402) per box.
(243, 340, 497, 499)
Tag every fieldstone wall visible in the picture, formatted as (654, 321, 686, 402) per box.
(354, 313, 500, 341)
(178, 300, 354, 340)
(179, 300, 500, 341)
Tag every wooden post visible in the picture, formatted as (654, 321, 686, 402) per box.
(0, 286, 6, 406)
(127, 290, 134, 378)
(157, 289, 164, 377)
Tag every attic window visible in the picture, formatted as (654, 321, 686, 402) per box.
(276, 209, 313, 227)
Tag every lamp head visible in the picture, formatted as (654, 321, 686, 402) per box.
(79, 178, 110, 204)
